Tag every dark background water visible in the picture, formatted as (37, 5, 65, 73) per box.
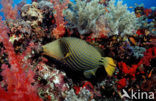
(0, 0, 156, 20)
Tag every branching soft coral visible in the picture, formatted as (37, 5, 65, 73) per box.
(65, 0, 105, 35)
(1, 0, 17, 20)
(102, 0, 139, 36)
(50, 0, 69, 39)
(92, 15, 110, 38)
(0, 18, 42, 101)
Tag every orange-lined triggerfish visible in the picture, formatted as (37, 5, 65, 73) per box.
(42, 37, 116, 78)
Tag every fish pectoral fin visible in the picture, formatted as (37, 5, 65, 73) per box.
(83, 68, 98, 78)
(60, 52, 71, 61)
(64, 52, 71, 58)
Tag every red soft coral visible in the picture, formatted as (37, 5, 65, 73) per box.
(144, 8, 152, 16)
(1, 0, 17, 20)
(118, 62, 138, 79)
(138, 47, 156, 66)
(0, 18, 42, 101)
(117, 78, 127, 90)
(136, 29, 144, 35)
(118, 47, 156, 77)
(117, 47, 156, 90)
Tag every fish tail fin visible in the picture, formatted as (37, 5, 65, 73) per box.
(102, 57, 116, 76)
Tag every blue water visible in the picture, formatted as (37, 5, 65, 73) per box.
(0, 0, 156, 20)
(122, 0, 156, 8)
(71, 0, 156, 8)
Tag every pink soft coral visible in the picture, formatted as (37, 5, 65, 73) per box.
(1, 0, 17, 20)
(50, 0, 69, 39)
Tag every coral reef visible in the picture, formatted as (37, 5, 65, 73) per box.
(0, 0, 156, 101)
(65, 0, 139, 37)
(36, 64, 69, 100)
(92, 15, 110, 38)
(7, 19, 32, 35)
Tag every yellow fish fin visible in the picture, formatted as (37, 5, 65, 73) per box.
(83, 68, 98, 78)
(59, 52, 71, 61)
(64, 52, 71, 58)
(102, 57, 116, 76)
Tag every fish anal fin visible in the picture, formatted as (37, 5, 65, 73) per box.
(84, 68, 98, 78)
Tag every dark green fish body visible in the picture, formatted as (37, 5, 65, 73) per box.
(43, 37, 116, 78)
(60, 37, 102, 71)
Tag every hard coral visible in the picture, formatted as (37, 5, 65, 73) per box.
(131, 46, 146, 59)
(7, 19, 32, 35)
(65, 88, 95, 101)
(37, 64, 69, 100)
(21, 2, 43, 27)
(38, 1, 53, 9)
